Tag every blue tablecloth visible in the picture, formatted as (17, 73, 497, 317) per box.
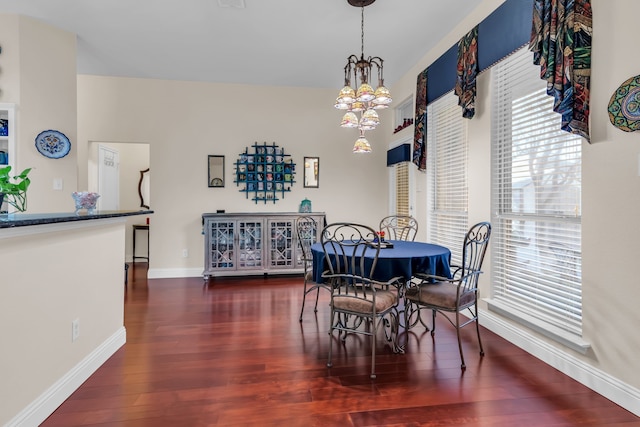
(311, 240, 451, 283)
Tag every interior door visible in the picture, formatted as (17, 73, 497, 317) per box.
(98, 144, 120, 211)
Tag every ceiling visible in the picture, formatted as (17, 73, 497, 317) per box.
(0, 0, 484, 89)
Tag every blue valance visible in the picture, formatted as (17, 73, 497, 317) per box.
(478, 0, 534, 71)
(427, 45, 457, 104)
(426, 0, 533, 104)
(387, 144, 411, 166)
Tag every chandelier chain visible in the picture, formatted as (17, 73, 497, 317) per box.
(360, 6, 364, 58)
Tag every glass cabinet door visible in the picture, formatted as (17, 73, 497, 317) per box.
(268, 219, 294, 268)
(203, 213, 325, 278)
(238, 220, 262, 269)
(209, 221, 235, 269)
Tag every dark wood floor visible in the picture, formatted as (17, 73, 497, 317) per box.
(42, 263, 640, 426)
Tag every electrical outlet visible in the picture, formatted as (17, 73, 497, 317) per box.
(182, 249, 189, 258)
(72, 318, 80, 342)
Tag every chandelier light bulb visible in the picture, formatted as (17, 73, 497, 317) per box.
(334, 99, 351, 110)
(340, 111, 360, 128)
(373, 85, 392, 105)
(360, 108, 379, 129)
(336, 85, 356, 104)
(353, 134, 372, 154)
(351, 101, 366, 112)
(356, 82, 375, 102)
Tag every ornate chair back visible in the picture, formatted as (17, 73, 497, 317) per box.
(379, 215, 418, 241)
(296, 215, 322, 321)
(296, 215, 318, 266)
(457, 221, 492, 294)
(320, 222, 401, 379)
(405, 221, 491, 370)
(320, 222, 380, 282)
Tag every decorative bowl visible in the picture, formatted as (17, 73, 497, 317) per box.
(72, 191, 100, 214)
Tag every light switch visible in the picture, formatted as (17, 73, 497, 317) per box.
(53, 178, 63, 190)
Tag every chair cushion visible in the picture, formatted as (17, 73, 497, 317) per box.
(405, 282, 475, 310)
(305, 270, 313, 281)
(333, 287, 398, 314)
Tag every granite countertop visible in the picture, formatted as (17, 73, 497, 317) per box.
(0, 210, 154, 228)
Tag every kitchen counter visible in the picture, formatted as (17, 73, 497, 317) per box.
(0, 209, 151, 426)
(0, 209, 153, 228)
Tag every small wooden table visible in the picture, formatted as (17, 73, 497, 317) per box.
(132, 224, 150, 262)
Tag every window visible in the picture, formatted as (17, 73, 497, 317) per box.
(489, 47, 584, 348)
(388, 137, 413, 218)
(394, 97, 414, 132)
(427, 91, 468, 265)
(394, 161, 410, 217)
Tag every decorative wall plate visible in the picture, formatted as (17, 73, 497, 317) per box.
(35, 130, 71, 159)
(608, 74, 640, 132)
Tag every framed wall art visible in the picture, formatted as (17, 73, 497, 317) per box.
(303, 156, 319, 188)
(208, 155, 225, 187)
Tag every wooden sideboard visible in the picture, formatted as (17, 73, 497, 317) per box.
(202, 212, 325, 278)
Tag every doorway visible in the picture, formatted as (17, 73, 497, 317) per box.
(98, 144, 120, 211)
(89, 141, 151, 211)
(89, 141, 151, 263)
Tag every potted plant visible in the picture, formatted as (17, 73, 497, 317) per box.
(0, 165, 32, 212)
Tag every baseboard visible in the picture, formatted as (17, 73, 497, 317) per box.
(147, 267, 203, 279)
(480, 310, 640, 417)
(147, 268, 302, 279)
(6, 327, 126, 427)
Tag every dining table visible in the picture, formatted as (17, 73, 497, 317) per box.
(311, 239, 452, 285)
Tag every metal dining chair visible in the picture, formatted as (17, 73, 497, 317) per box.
(404, 221, 491, 370)
(379, 215, 418, 241)
(297, 215, 326, 321)
(321, 222, 404, 379)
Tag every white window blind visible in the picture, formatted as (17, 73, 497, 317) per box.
(395, 161, 410, 217)
(427, 91, 468, 265)
(490, 47, 583, 337)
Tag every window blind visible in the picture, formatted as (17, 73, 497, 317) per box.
(395, 161, 410, 218)
(427, 91, 468, 265)
(491, 47, 583, 336)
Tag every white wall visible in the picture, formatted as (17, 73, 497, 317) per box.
(0, 220, 127, 426)
(77, 76, 392, 276)
(0, 14, 78, 213)
(389, 0, 640, 414)
(580, 0, 640, 399)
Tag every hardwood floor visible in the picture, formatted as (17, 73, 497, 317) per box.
(42, 263, 640, 426)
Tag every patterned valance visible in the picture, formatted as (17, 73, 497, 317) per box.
(425, 0, 533, 105)
(413, 0, 533, 169)
(412, 69, 428, 171)
(455, 26, 479, 119)
(529, 0, 592, 142)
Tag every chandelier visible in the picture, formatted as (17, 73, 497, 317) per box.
(334, 0, 392, 153)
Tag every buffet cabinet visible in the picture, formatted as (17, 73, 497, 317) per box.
(202, 212, 325, 278)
